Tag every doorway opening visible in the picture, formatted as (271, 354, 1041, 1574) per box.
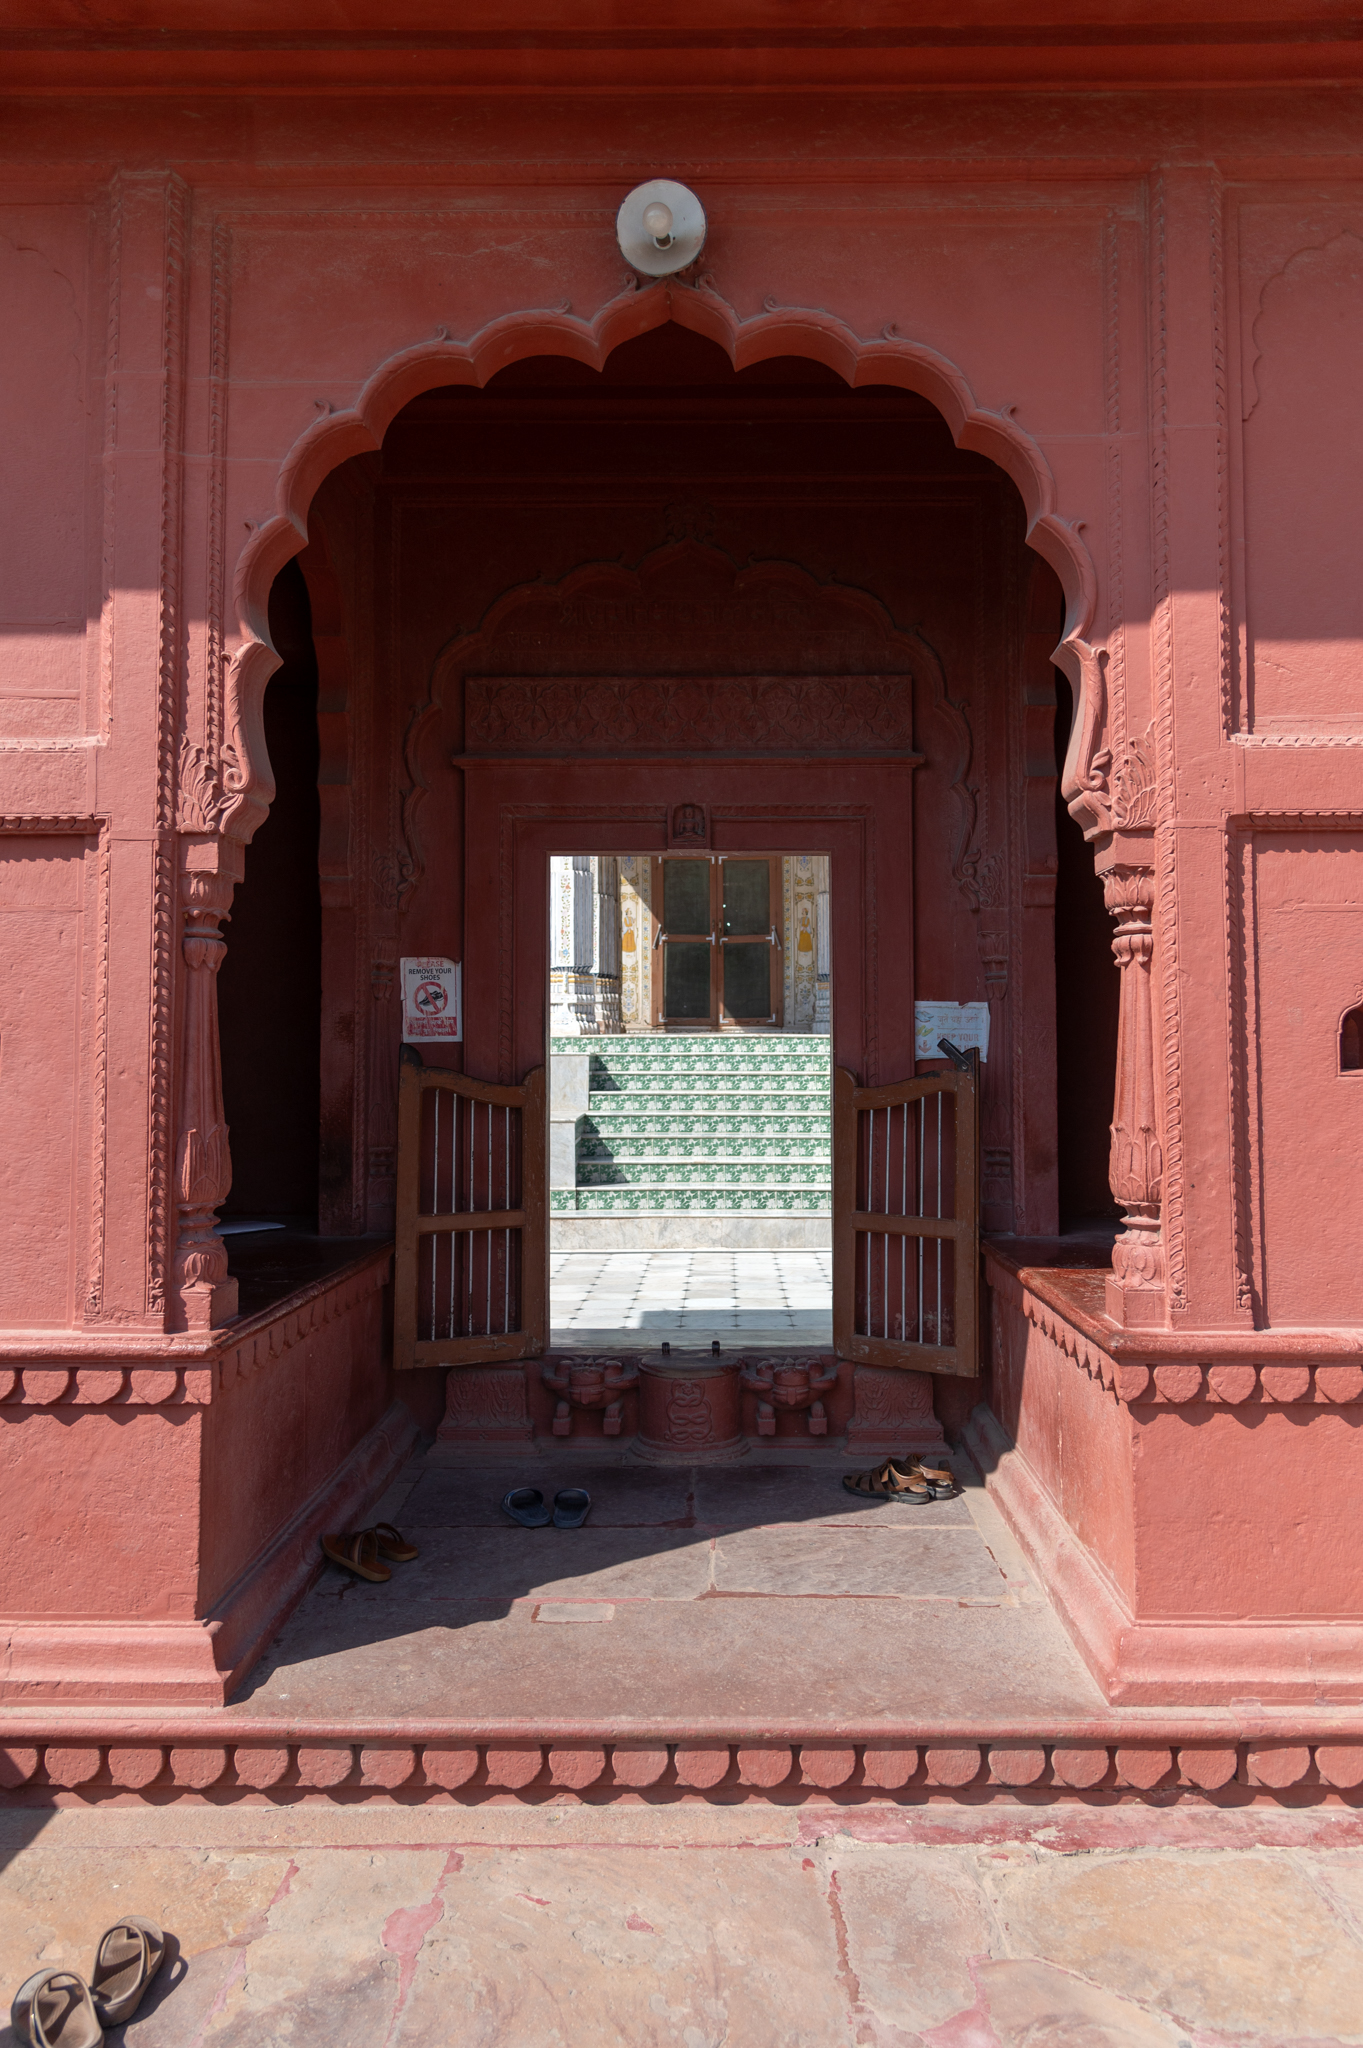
(547, 849, 834, 1350)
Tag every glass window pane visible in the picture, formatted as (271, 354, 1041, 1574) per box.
(665, 942, 712, 1019)
(663, 860, 711, 935)
(722, 860, 769, 935)
(723, 942, 771, 1018)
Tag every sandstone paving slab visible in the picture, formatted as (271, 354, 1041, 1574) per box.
(403, 1464, 696, 1528)
(317, 1526, 714, 1605)
(692, 1463, 975, 1529)
(712, 1526, 1009, 1599)
(971, 1957, 1191, 2047)
(4, 1810, 1363, 2047)
(237, 1587, 1105, 1720)
(812, 1838, 993, 2032)
(981, 1845, 1363, 2043)
(395, 1844, 849, 2048)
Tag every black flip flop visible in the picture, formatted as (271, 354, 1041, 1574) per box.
(502, 1487, 552, 1527)
(552, 1487, 591, 1529)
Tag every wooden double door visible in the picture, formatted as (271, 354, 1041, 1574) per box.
(652, 855, 783, 1029)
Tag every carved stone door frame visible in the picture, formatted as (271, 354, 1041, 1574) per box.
(460, 759, 915, 1093)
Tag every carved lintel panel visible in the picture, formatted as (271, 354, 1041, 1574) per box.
(402, 545, 938, 908)
(1104, 861, 1165, 1318)
(466, 673, 916, 757)
(170, 862, 238, 1331)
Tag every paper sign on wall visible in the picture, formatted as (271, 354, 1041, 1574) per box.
(401, 957, 462, 1043)
(914, 1000, 990, 1063)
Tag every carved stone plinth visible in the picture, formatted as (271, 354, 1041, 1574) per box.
(740, 1357, 839, 1437)
(635, 1356, 745, 1463)
(1102, 860, 1167, 1328)
(844, 1365, 945, 1455)
(541, 1357, 639, 1438)
(438, 1366, 533, 1443)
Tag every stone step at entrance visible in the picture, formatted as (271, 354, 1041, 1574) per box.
(552, 1031, 832, 1249)
(6, 1448, 1357, 1806)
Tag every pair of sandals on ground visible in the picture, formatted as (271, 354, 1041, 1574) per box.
(502, 1487, 591, 1528)
(321, 1520, 419, 1584)
(12, 1917, 164, 2047)
(843, 1454, 958, 1502)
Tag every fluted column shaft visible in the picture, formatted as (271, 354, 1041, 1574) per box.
(170, 869, 238, 1330)
(1104, 863, 1165, 1324)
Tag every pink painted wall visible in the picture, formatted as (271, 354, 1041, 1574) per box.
(989, 1271, 1138, 1614)
(0, 12, 1360, 1697)
(2, 89, 1360, 1338)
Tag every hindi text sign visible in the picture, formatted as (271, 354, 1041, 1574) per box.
(914, 1000, 990, 1063)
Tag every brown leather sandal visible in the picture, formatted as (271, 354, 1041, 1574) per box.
(10, 1969, 102, 2048)
(321, 1530, 391, 1582)
(370, 1522, 418, 1563)
(916, 1461, 959, 1499)
(842, 1458, 933, 1502)
(90, 1916, 165, 2029)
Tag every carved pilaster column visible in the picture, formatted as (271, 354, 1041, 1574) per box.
(170, 867, 238, 1331)
(1103, 863, 1165, 1326)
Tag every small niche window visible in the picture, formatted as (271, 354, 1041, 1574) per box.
(1342, 1005, 1363, 1073)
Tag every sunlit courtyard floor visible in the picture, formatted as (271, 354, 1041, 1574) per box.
(550, 1249, 833, 1350)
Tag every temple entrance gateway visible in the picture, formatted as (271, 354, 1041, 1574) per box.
(219, 320, 1084, 1461)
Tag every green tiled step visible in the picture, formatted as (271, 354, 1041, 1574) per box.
(583, 1115, 828, 1137)
(553, 1034, 829, 1056)
(553, 1188, 832, 1215)
(588, 1058, 831, 1071)
(589, 1087, 830, 1108)
(556, 1032, 831, 1217)
(563, 1052, 830, 1078)
(585, 1081, 826, 1097)
(579, 1138, 827, 1164)
(577, 1163, 829, 1190)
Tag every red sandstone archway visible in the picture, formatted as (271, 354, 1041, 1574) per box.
(220, 285, 1106, 858)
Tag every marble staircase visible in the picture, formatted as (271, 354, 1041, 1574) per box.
(550, 1032, 832, 1249)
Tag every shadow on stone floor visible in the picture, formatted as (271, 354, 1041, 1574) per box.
(227, 1456, 1105, 1724)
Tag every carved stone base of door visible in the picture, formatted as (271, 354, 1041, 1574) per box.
(438, 1366, 534, 1444)
(634, 1358, 746, 1463)
(844, 1365, 946, 1456)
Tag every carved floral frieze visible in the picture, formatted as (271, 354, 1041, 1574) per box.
(465, 673, 916, 755)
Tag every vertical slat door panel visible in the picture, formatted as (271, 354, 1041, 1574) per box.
(833, 1066, 979, 1376)
(395, 1056, 546, 1369)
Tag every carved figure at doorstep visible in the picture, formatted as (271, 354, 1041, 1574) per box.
(845, 1364, 945, 1454)
(636, 1358, 744, 1460)
(665, 1376, 717, 1446)
(741, 1356, 838, 1436)
(541, 1357, 640, 1438)
(438, 1365, 533, 1442)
